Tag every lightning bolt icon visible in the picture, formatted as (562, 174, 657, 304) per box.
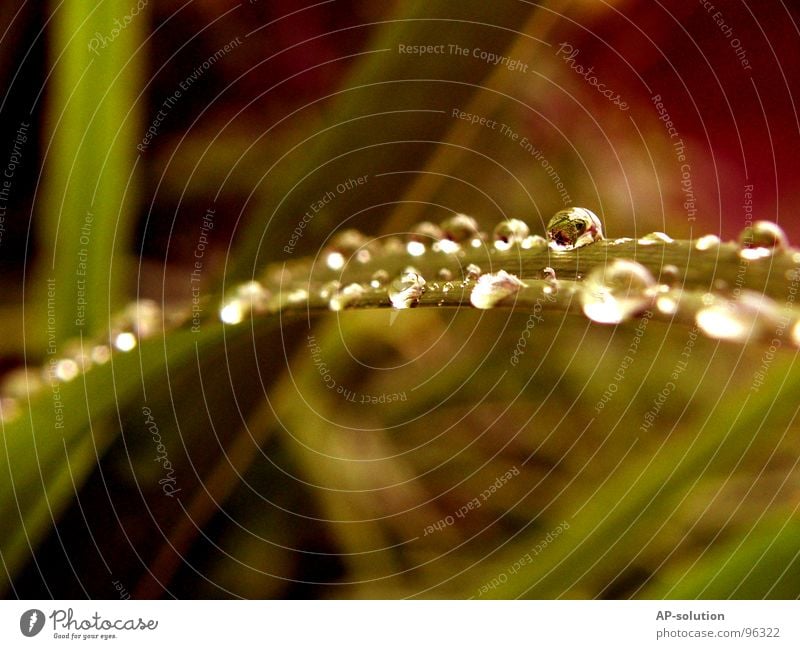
(28, 611, 38, 632)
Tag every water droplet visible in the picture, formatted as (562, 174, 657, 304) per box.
(287, 288, 309, 304)
(465, 263, 481, 280)
(329, 283, 365, 311)
(546, 207, 604, 251)
(581, 259, 656, 324)
(370, 270, 389, 289)
(389, 272, 426, 309)
(54, 359, 80, 382)
(326, 251, 346, 270)
(661, 264, 680, 282)
(219, 281, 271, 323)
(437, 268, 453, 281)
(469, 270, 527, 309)
(739, 221, 788, 259)
(406, 222, 442, 256)
(520, 235, 548, 251)
(437, 214, 479, 253)
(442, 281, 454, 293)
(319, 280, 341, 300)
(91, 345, 111, 365)
(1, 368, 43, 399)
(695, 234, 721, 251)
(638, 231, 674, 245)
(493, 219, 530, 251)
(114, 332, 138, 352)
(325, 229, 367, 269)
(696, 291, 779, 343)
(0, 397, 19, 422)
(656, 294, 678, 314)
(111, 300, 162, 340)
(382, 237, 405, 256)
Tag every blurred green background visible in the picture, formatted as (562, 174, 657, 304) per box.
(1, 0, 799, 598)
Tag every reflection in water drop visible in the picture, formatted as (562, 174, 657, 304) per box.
(546, 207, 604, 251)
(469, 270, 527, 309)
(581, 259, 656, 324)
(389, 272, 426, 309)
(739, 221, 789, 260)
(493, 219, 530, 251)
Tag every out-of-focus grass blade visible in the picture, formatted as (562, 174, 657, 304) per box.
(0, 324, 221, 595)
(642, 512, 800, 599)
(37, 0, 144, 339)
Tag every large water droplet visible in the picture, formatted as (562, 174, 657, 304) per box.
(696, 291, 779, 343)
(739, 221, 789, 260)
(469, 270, 527, 309)
(493, 219, 530, 251)
(546, 207, 604, 251)
(581, 259, 656, 324)
(389, 272, 426, 309)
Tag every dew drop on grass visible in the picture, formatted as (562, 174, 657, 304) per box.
(465, 263, 481, 280)
(1, 368, 43, 399)
(329, 283, 365, 311)
(696, 291, 779, 342)
(469, 270, 527, 309)
(581, 259, 656, 324)
(638, 232, 674, 245)
(739, 221, 789, 260)
(546, 207, 604, 251)
(319, 280, 341, 300)
(325, 229, 367, 269)
(493, 219, 530, 251)
(407, 222, 442, 256)
(521, 234, 548, 251)
(114, 331, 138, 351)
(695, 234, 721, 251)
(438, 214, 480, 253)
(389, 272, 426, 309)
(370, 270, 389, 289)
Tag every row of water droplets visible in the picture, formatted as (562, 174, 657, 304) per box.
(2, 208, 797, 422)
